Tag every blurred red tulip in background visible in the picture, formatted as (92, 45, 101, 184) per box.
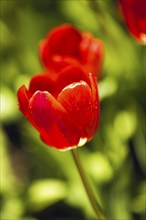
(119, 0, 146, 44)
(39, 24, 104, 79)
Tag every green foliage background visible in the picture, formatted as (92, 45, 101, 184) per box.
(1, 0, 145, 219)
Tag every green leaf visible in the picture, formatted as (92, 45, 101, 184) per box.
(27, 179, 67, 211)
(114, 110, 137, 140)
(98, 77, 118, 100)
(86, 153, 113, 183)
(0, 86, 18, 123)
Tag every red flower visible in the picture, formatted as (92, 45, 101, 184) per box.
(17, 65, 100, 150)
(119, 0, 146, 44)
(39, 24, 104, 79)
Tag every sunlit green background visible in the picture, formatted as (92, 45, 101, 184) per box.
(1, 0, 145, 220)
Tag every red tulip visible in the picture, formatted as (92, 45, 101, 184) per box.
(39, 24, 104, 79)
(119, 0, 146, 44)
(17, 65, 100, 150)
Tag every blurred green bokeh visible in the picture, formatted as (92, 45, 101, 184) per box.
(1, 0, 145, 220)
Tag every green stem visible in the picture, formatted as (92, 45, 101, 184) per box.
(71, 148, 106, 220)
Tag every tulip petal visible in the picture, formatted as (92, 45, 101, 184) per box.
(55, 65, 90, 97)
(43, 24, 81, 56)
(28, 91, 80, 149)
(17, 85, 30, 116)
(28, 66, 90, 99)
(88, 73, 100, 140)
(29, 73, 55, 96)
(80, 32, 104, 78)
(57, 80, 96, 140)
(40, 24, 82, 69)
(119, 0, 146, 44)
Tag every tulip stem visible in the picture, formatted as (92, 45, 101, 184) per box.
(71, 148, 106, 220)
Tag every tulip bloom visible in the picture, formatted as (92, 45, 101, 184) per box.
(17, 65, 100, 150)
(119, 0, 146, 44)
(39, 24, 104, 79)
